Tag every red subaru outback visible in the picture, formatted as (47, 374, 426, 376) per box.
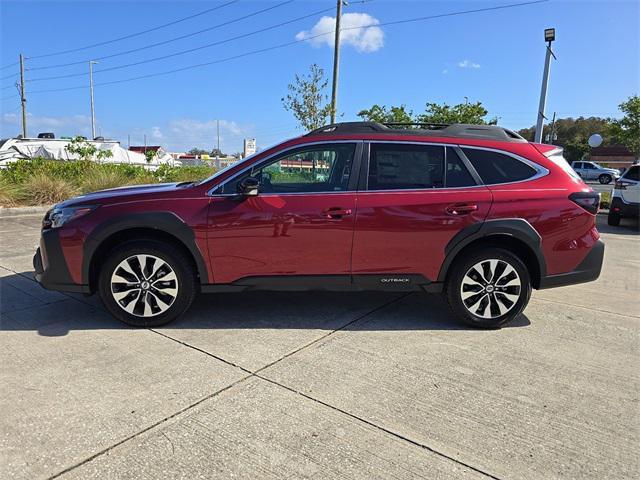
(33, 122, 604, 328)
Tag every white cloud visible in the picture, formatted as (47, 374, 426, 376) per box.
(296, 13, 384, 53)
(458, 59, 481, 69)
(1, 112, 92, 137)
(150, 119, 245, 152)
(0, 114, 247, 153)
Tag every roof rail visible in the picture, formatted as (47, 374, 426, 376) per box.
(305, 121, 526, 142)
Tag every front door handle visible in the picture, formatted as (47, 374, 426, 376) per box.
(446, 203, 478, 215)
(323, 207, 353, 219)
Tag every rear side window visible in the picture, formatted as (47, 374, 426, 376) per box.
(623, 166, 639, 181)
(445, 147, 476, 188)
(462, 148, 537, 184)
(368, 143, 444, 190)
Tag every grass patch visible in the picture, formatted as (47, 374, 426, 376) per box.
(0, 159, 220, 206)
(21, 173, 78, 205)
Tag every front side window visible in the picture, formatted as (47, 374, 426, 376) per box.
(368, 143, 444, 190)
(461, 148, 537, 184)
(221, 143, 356, 194)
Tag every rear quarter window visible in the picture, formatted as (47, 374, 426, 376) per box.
(623, 166, 639, 181)
(461, 148, 537, 184)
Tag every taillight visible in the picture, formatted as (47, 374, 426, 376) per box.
(569, 192, 600, 214)
(614, 181, 627, 190)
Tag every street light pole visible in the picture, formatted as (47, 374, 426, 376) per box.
(89, 60, 98, 140)
(330, 0, 343, 124)
(534, 28, 556, 143)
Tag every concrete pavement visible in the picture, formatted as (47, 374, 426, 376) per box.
(1, 212, 638, 479)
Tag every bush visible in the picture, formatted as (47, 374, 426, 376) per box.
(155, 164, 216, 183)
(0, 177, 22, 206)
(80, 168, 131, 194)
(21, 173, 78, 205)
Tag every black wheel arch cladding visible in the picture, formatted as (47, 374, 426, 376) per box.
(83, 211, 209, 286)
(438, 218, 547, 284)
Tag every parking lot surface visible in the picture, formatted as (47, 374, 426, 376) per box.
(1, 212, 638, 479)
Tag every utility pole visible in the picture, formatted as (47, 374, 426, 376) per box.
(549, 111, 557, 143)
(19, 54, 27, 138)
(89, 60, 98, 140)
(329, 0, 343, 124)
(127, 134, 130, 149)
(534, 28, 556, 143)
(216, 120, 221, 169)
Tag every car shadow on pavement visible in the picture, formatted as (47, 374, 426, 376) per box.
(595, 217, 640, 235)
(1, 275, 530, 336)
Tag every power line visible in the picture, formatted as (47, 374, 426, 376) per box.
(27, 0, 296, 72)
(27, 0, 319, 83)
(0, 62, 19, 71)
(27, 0, 241, 60)
(26, 0, 548, 94)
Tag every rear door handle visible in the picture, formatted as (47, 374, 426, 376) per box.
(323, 207, 352, 219)
(446, 203, 478, 215)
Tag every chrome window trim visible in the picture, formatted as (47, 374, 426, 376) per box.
(208, 139, 550, 197)
(207, 140, 361, 197)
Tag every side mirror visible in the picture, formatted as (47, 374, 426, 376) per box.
(237, 176, 260, 197)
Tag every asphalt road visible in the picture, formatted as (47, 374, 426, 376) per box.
(1, 212, 638, 480)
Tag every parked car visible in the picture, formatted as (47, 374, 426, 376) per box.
(608, 164, 639, 226)
(570, 160, 620, 184)
(33, 122, 604, 329)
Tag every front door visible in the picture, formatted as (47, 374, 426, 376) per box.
(207, 142, 360, 284)
(351, 142, 492, 284)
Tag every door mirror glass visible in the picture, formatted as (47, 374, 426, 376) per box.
(237, 176, 260, 196)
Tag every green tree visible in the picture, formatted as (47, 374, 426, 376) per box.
(188, 148, 209, 156)
(417, 101, 497, 125)
(144, 149, 155, 164)
(282, 64, 332, 131)
(608, 95, 640, 157)
(357, 104, 413, 124)
(65, 136, 113, 162)
(518, 117, 613, 162)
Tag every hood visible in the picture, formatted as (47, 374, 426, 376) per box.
(59, 182, 185, 207)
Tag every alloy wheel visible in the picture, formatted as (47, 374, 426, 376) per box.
(110, 254, 178, 317)
(460, 259, 521, 319)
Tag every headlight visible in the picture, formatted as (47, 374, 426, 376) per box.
(43, 205, 97, 229)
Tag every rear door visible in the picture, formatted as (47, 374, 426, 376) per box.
(351, 142, 492, 284)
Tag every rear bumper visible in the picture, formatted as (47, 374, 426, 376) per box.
(538, 239, 604, 289)
(610, 197, 640, 218)
(33, 228, 90, 293)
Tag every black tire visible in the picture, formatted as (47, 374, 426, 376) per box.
(98, 240, 197, 327)
(445, 247, 532, 329)
(599, 174, 612, 184)
(607, 211, 621, 226)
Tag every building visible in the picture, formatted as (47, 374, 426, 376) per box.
(590, 145, 637, 170)
(243, 138, 256, 158)
(129, 145, 161, 155)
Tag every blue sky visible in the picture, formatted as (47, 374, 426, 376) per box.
(1, 0, 638, 153)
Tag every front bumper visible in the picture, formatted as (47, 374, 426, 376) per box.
(33, 228, 90, 293)
(538, 239, 604, 289)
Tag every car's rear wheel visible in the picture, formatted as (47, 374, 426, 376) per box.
(98, 240, 196, 327)
(607, 210, 621, 226)
(599, 174, 612, 184)
(446, 248, 531, 329)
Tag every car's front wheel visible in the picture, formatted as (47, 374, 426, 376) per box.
(98, 240, 196, 327)
(599, 174, 612, 184)
(446, 248, 532, 329)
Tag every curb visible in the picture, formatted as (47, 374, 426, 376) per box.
(0, 205, 51, 217)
